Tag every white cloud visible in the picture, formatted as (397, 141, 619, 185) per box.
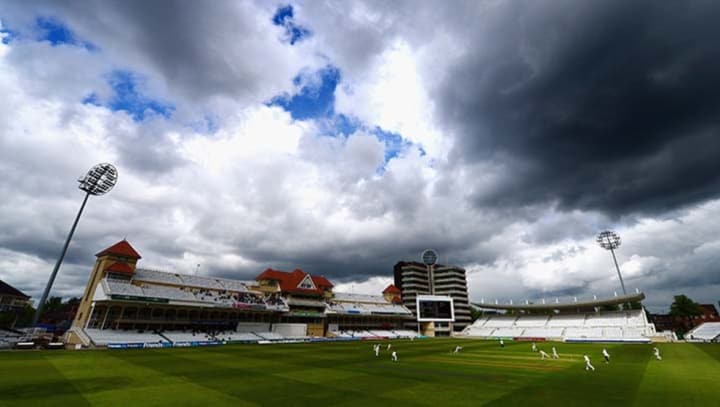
(0, 1, 718, 316)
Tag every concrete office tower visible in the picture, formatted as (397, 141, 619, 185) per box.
(393, 260, 472, 333)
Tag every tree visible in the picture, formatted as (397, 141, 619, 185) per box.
(470, 306, 482, 322)
(669, 295, 702, 318)
(669, 294, 703, 338)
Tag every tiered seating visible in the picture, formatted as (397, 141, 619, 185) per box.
(687, 322, 720, 341)
(471, 316, 491, 327)
(522, 327, 564, 337)
(464, 327, 495, 337)
(484, 316, 518, 327)
(587, 313, 627, 326)
(133, 269, 183, 285)
(161, 331, 216, 343)
(178, 274, 224, 290)
(547, 314, 586, 327)
(363, 303, 413, 315)
(216, 278, 252, 292)
(368, 330, 398, 338)
(142, 284, 196, 301)
(623, 327, 646, 338)
(627, 312, 646, 326)
(327, 293, 413, 316)
(232, 333, 265, 341)
(85, 329, 167, 345)
(463, 310, 654, 341)
(264, 294, 289, 310)
(602, 327, 623, 337)
(514, 315, 549, 327)
(490, 328, 524, 337)
(104, 279, 144, 296)
(393, 330, 419, 338)
(564, 327, 603, 338)
(236, 323, 271, 333)
(254, 332, 285, 340)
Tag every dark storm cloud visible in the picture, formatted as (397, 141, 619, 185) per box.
(439, 1, 720, 216)
(2, 0, 303, 107)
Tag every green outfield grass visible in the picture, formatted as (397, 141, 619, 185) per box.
(1, 339, 718, 406)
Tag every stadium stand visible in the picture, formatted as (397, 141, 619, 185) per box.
(483, 316, 518, 327)
(133, 268, 184, 285)
(253, 332, 285, 340)
(686, 322, 720, 342)
(63, 240, 421, 348)
(236, 323, 271, 333)
(393, 329, 420, 338)
(462, 309, 655, 342)
(85, 329, 167, 346)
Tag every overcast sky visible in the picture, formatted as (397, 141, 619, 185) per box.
(1, 1, 719, 313)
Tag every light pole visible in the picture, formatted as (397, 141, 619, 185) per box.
(33, 163, 118, 326)
(596, 230, 626, 296)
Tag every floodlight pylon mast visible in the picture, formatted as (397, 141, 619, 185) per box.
(32, 163, 117, 326)
(33, 192, 90, 326)
(607, 238, 626, 296)
(596, 230, 627, 296)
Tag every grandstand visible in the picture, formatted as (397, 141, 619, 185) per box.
(326, 291, 414, 336)
(686, 322, 720, 342)
(64, 240, 414, 348)
(462, 292, 657, 342)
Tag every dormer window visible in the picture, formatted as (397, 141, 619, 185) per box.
(298, 275, 316, 290)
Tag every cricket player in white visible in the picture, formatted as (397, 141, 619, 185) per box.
(387, 343, 392, 351)
(552, 346, 559, 359)
(653, 347, 662, 361)
(539, 349, 550, 360)
(391, 351, 398, 362)
(453, 345, 462, 354)
(374, 344, 380, 357)
(584, 354, 595, 371)
(531, 342, 537, 352)
(602, 348, 610, 364)
(500, 339, 504, 348)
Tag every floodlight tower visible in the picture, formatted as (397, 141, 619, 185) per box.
(422, 249, 438, 294)
(596, 230, 626, 296)
(33, 163, 118, 325)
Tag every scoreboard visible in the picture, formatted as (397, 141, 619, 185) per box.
(416, 295, 455, 322)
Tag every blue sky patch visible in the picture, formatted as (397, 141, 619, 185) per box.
(81, 93, 101, 106)
(102, 70, 174, 121)
(272, 5, 311, 45)
(36, 17, 97, 50)
(187, 114, 220, 134)
(0, 22, 18, 44)
(269, 65, 340, 120)
(272, 5, 294, 25)
(372, 127, 415, 163)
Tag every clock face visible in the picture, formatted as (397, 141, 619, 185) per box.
(421, 249, 438, 266)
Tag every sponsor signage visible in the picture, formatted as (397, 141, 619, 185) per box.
(110, 294, 169, 303)
(108, 341, 219, 349)
(513, 337, 546, 342)
(286, 311, 325, 317)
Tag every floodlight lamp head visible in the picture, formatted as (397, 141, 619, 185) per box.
(421, 249, 438, 266)
(78, 163, 118, 196)
(596, 230, 621, 250)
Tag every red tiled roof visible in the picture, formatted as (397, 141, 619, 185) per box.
(256, 268, 333, 295)
(0, 280, 30, 299)
(95, 240, 142, 259)
(383, 284, 401, 294)
(312, 275, 333, 288)
(104, 262, 135, 274)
